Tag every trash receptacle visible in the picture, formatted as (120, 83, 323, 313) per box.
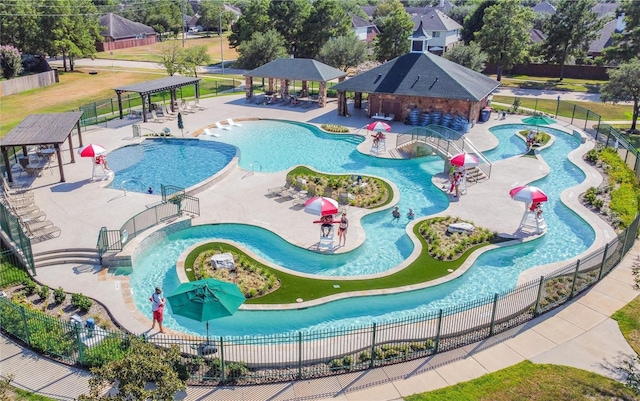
(85, 318, 95, 337)
(480, 108, 491, 122)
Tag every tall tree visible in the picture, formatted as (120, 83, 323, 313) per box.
(541, 0, 603, 81)
(235, 29, 288, 69)
(600, 59, 640, 132)
(476, 0, 534, 81)
(297, 0, 351, 59)
(443, 42, 488, 71)
(317, 34, 367, 72)
(228, 0, 271, 48)
(461, 0, 496, 45)
(198, 0, 224, 32)
(158, 41, 185, 76)
(268, 0, 311, 57)
(374, 8, 414, 62)
(605, 0, 640, 63)
(145, 0, 183, 40)
(0, 0, 40, 54)
(182, 45, 211, 77)
(66, 0, 102, 71)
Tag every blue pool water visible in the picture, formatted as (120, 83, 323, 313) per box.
(127, 121, 595, 337)
(106, 138, 236, 193)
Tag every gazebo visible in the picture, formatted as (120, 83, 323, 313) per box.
(0, 112, 84, 183)
(244, 59, 347, 107)
(113, 76, 202, 122)
(332, 21, 500, 123)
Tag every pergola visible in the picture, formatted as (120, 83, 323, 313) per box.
(113, 76, 202, 122)
(0, 112, 84, 183)
(244, 58, 347, 107)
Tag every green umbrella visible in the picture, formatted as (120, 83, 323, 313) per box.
(166, 278, 245, 341)
(522, 115, 556, 125)
(177, 112, 184, 137)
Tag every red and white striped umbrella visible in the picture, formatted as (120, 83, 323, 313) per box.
(304, 196, 339, 216)
(450, 153, 479, 167)
(509, 185, 548, 203)
(78, 143, 107, 158)
(366, 121, 391, 132)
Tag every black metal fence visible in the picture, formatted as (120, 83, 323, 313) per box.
(1, 214, 637, 385)
(0, 202, 35, 275)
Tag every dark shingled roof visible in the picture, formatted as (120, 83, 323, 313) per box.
(352, 15, 374, 29)
(114, 76, 201, 95)
(412, 9, 461, 32)
(0, 112, 83, 147)
(332, 52, 499, 101)
(244, 59, 347, 82)
(99, 13, 155, 40)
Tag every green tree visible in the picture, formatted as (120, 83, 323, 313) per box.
(66, 0, 102, 71)
(235, 29, 288, 69)
(374, 8, 414, 62)
(541, 0, 603, 80)
(198, 0, 224, 32)
(182, 45, 211, 77)
(0, 0, 40, 54)
(317, 34, 367, 72)
(158, 41, 185, 76)
(600, 59, 640, 132)
(476, 0, 534, 81)
(605, 0, 640, 62)
(0, 45, 22, 78)
(297, 0, 351, 59)
(144, 0, 182, 40)
(268, 0, 311, 57)
(228, 0, 271, 48)
(461, 0, 496, 45)
(443, 42, 488, 71)
(79, 336, 186, 401)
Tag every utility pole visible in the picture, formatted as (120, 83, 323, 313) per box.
(219, 12, 224, 75)
(181, 0, 186, 48)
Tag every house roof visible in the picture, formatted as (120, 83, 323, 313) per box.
(244, 59, 347, 82)
(98, 13, 155, 40)
(530, 28, 547, 44)
(412, 9, 462, 31)
(331, 52, 499, 101)
(114, 76, 202, 95)
(589, 18, 619, 54)
(591, 2, 619, 18)
(533, 1, 556, 14)
(0, 112, 84, 147)
(352, 14, 375, 29)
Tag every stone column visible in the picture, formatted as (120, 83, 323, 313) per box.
(319, 81, 327, 107)
(268, 78, 275, 93)
(354, 92, 362, 109)
(245, 76, 253, 101)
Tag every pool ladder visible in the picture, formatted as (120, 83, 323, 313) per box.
(120, 179, 146, 196)
(250, 161, 262, 174)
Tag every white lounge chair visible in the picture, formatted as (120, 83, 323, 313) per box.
(151, 109, 164, 123)
(227, 118, 241, 127)
(215, 122, 231, 131)
(203, 128, 221, 137)
(194, 99, 207, 111)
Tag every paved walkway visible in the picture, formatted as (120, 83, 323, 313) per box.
(2, 94, 639, 399)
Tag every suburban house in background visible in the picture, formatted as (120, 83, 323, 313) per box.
(351, 15, 379, 43)
(588, 14, 626, 58)
(532, 0, 556, 15)
(410, 9, 462, 55)
(96, 13, 156, 51)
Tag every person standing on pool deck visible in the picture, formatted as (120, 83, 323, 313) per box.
(149, 287, 165, 333)
(337, 212, 349, 246)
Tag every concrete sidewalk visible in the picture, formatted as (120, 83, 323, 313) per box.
(2, 240, 638, 400)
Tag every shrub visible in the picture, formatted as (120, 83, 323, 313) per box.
(83, 336, 130, 368)
(585, 149, 599, 163)
(22, 279, 37, 296)
(226, 362, 248, 379)
(37, 285, 50, 301)
(0, 45, 22, 79)
(584, 187, 598, 204)
(53, 287, 66, 304)
(71, 293, 93, 312)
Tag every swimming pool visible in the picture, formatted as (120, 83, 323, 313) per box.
(126, 121, 596, 337)
(106, 138, 237, 193)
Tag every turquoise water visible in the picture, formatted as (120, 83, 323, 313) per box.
(128, 121, 595, 337)
(106, 138, 236, 193)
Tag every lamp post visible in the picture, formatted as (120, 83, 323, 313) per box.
(219, 13, 224, 75)
(555, 95, 561, 118)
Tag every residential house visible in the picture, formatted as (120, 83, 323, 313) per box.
(96, 13, 156, 51)
(352, 15, 379, 43)
(588, 15, 626, 58)
(410, 9, 462, 55)
(532, 0, 556, 15)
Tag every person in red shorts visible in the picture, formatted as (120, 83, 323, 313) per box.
(149, 287, 166, 333)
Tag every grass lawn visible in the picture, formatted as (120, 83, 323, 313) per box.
(492, 95, 634, 121)
(492, 75, 607, 93)
(406, 361, 637, 401)
(612, 294, 640, 354)
(94, 35, 239, 64)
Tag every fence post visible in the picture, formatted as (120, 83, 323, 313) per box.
(298, 331, 302, 380)
(20, 305, 31, 346)
(489, 293, 499, 336)
(584, 110, 590, 130)
(571, 105, 576, 125)
(598, 243, 610, 280)
(75, 325, 85, 366)
(220, 336, 226, 384)
(622, 223, 632, 255)
(434, 309, 443, 353)
(555, 97, 560, 117)
(570, 259, 581, 299)
(111, 98, 114, 115)
(369, 322, 377, 369)
(533, 275, 545, 316)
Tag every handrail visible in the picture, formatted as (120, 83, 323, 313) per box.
(119, 179, 146, 196)
(250, 161, 262, 173)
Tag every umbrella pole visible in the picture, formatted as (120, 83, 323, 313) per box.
(206, 321, 209, 344)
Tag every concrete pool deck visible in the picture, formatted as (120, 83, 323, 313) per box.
(2, 94, 637, 399)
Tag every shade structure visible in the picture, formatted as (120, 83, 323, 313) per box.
(450, 153, 479, 167)
(522, 115, 556, 126)
(77, 144, 106, 158)
(366, 121, 391, 132)
(509, 185, 548, 203)
(304, 196, 339, 216)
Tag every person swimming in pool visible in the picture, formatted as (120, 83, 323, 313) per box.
(407, 208, 415, 219)
(392, 206, 401, 220)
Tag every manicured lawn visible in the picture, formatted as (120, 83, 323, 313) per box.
(492, 75, 607, 93)
(612, 294, 640, 355)
(492, 95, 634, 121)
(405, 361, 637, 401)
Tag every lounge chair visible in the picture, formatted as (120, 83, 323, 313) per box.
(2, 176, 31, 197)
(151, 109, 164, 123)
(194, 99, 207, 111)
(180, 101, 196, 114)
(203, 128, 221, 137)
(161, 107, 175, 120)
(227, 118, 241, 127)
(24, 222, 61, 241)
(215, 122, 231, 131)
(268, 179, 292, 195)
